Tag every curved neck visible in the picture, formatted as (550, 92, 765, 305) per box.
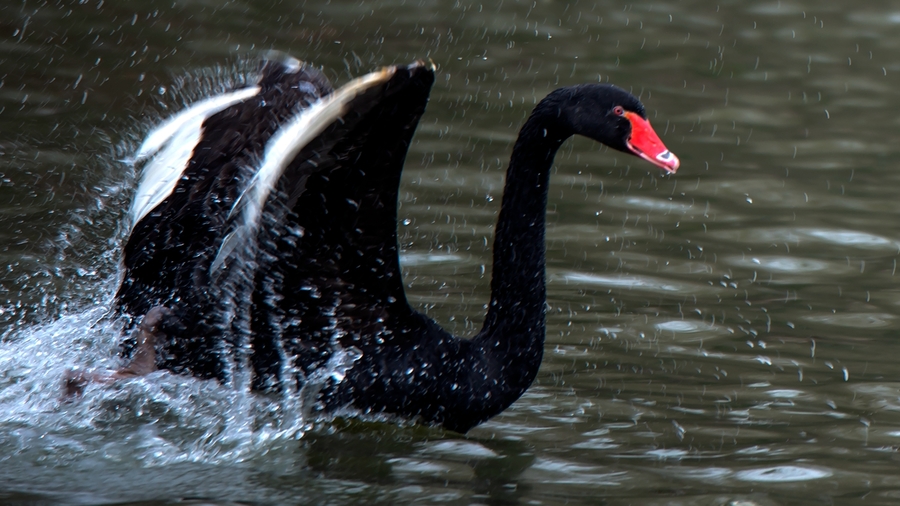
(477, 100, 572, 359)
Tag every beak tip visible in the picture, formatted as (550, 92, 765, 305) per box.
(623, 115, 680, 174)
(667, 158, 680, 174)
(656, 150, 680, 174)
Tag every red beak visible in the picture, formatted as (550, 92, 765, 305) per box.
(623, 112, 679, 173)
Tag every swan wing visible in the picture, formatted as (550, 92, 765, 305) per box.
(116, 58, 435, 385)
(117, 58, 334, 321)
(244, 62, 436, 388)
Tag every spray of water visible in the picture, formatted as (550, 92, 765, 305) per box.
(0, 57, 364, 472)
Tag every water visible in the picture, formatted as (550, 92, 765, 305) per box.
(3, 0, 900, 503)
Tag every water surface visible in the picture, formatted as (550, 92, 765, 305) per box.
(2, 0, 900, 504)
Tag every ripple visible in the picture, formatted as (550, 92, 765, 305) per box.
(849, 11, 900, 26)
(656, 320, 717, 333)
(621, 196, 696, 214)
(388, 457, 455, 475)
(802, 313, 895, 328)
(571, 438, 619, 450)
(645, 449, 689, 459)
(711, 227, 900, 252)
(399, 253, 464, 266)
(766, 389, 804, 399)
(530, 457, 600, 473)
(424, 440, 498, 459)
(728, 255, 830, 273)
(557, 272, 690, 294)
(803, 229, 896, 248)
(734, 465, 832, 482)
(528, 458, 625, 486)
(670, 467, 731, 480)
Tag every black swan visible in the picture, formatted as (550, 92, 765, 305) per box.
(99, 55, 679, 433)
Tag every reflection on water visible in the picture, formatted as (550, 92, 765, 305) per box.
(3, 0, 900, 503)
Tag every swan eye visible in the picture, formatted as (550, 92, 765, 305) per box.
(613, 106, 625, 116)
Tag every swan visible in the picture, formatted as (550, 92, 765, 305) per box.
(102, 54, 679, 433)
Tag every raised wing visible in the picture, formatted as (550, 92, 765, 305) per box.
(116, 56, 436, 385)
(245, 63, 436, 390)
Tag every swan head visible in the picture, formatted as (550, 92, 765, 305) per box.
(552, 83, 680, 174)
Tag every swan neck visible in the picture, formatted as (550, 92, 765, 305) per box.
(480, 105, 570, 351)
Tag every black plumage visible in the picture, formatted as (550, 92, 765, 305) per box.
(114, 55, 677, 432)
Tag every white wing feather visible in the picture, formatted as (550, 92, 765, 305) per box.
(129, 86, 261, 230)
(134, 86, 260, 162)
(209, 67, 396, 273)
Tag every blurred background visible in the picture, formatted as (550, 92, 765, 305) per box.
(2, 0, 900, 504)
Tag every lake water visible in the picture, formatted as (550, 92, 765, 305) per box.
(2, 0, 900, 504)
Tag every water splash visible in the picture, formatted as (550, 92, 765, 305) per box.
(0, 57, 366, 472)
(0, 297, 373, 473)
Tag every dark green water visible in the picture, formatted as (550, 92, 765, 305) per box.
(3, 0, 900, 504)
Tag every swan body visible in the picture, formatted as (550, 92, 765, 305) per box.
(115, 55, 678, 432)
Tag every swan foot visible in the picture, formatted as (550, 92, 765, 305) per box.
(63, 305, 172, 398)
